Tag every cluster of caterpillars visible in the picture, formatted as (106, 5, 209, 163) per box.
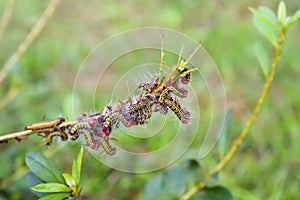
(24, 42, 201, 156)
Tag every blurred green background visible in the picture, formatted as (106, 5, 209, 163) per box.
(0, 0, 300, 199)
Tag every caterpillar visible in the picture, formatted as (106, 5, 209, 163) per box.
(46, 131, 68, 145)
(145, 99, 153, 118)
(69, 122, 90, 140)
(78, 128, 97, 149)
(129, 101, 147, 113)
(104, 112, 128, 128)
(24, 39, 200, 157)
(129, 100, 153, 124)
(94, 135, 116, 156)
(159, 86, 186, 104)
(69, 120, 105, 150)
(138, 83, 152, 98)
(164, 99, 184, 121)
(25, 117, 65, 131)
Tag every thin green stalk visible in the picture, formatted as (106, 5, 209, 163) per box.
(180, 30, 286, 200)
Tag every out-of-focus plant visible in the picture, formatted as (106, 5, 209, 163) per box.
(143, 1, 300, 200)
(27, 146, 83, 200)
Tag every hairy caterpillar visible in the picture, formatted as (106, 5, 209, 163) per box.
(78, 128, 97, 149)
(27, 38, 201, 157)
(128, 99, 154, 125)
(138, 83, 152, 98)
(69, 122, 91, 140)
(25, 117, 65, 131)
(95, 135, 116, 156)
(158, 86, 187, 104)
(69, 120, 103, 149)
(164, 99, 184, 121)
(104, 112, 128, 128)
(129, 101, 147, 113)
(46, 131, 68, 145)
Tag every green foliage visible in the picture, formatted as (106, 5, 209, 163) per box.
(38, 193, 71, 200)
(71, 146, 83, 185)
(142, 1, 300, 199)
(249, 6, 280, 47)
(143, 160, 198, 200)
(31, 183, 71, 193)
(217, 110, 233, 158)
(26, 147, 83, 199)
(254, 42, 270, 80)
(191, 186, 233, 200)
(143, 160, 232, 200)
(25, 152, 64, 184)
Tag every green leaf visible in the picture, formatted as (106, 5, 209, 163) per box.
(39, 192, 70, 200)
(162, 168, 187, 195)
(254, 42, 270, 80)
(31, 183, 71, 193)
(27, 171, 44, 188)
(181, 159, 204, 186)
(191, 186, 233, 200)
(249, 7, 280, 47)
(62, 173, 76, 188)
(285, 10, 300, 29)
(249, 7, 279, 29)
(277, 1, 287, 26)
(143, 168, 187, 200)
(25, 152, 64, 183)
(144, 174, 164, 200)
(72, 146, 83, 185)
(217, 110, 233, 158)
(26, 172, 45, 197)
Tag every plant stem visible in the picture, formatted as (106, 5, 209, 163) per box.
(0, 121, 76, 143)
(180, 30, 286, 200)
(179, 183, 205, 200)
(212, 31, 285, 174)
(0, 130, 33, 142)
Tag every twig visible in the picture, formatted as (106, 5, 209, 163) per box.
(212, 31, 285, 174)
(0, 0, 16, 43)
(179, 183, 205, 200)
(0, 0, 61, 83)
(0, 129, 32, 142)
(179, 30, 286, 200)
(0, 121, 76, 143)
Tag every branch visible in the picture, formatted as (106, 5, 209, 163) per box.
(0, 121, 76, 143)
(180, 30, 286, 200)
(212, 31, 285, 174)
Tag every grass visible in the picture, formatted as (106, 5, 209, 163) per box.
(0, 0, 300, 199)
